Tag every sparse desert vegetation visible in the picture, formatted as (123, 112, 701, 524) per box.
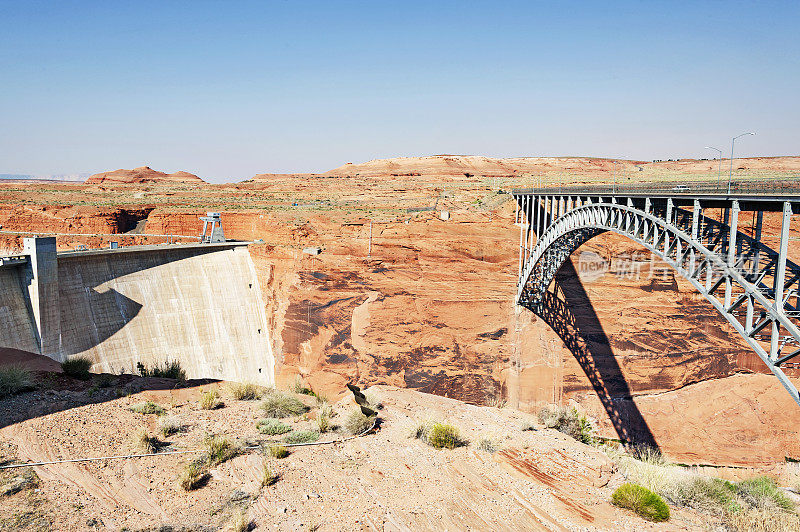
(0, 366, 33, 398)
(158, 416, 184, 437)
(609, 444, 800, 531)
(261, 462, 278, 487)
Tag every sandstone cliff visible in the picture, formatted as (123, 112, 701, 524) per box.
(85, 166, 205, 185)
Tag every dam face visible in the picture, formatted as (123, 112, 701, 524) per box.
(1, 239, 274, 386)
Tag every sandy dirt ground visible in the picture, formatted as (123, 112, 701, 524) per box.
(0, 367, 718, 531)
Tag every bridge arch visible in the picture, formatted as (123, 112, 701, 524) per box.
(514, 191, 800, 411)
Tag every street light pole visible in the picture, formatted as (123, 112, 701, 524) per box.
(728, 132, 755, 194)
(705, 146, 723, 190)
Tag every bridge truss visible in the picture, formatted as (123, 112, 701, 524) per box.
(513, 185, 800, 407)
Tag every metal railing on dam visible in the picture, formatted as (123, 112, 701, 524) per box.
(511, 180, 800, 444)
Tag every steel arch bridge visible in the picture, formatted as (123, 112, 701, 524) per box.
(513, 181, 800, 411)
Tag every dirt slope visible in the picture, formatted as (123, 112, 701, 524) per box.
(0, 373, 713, 531)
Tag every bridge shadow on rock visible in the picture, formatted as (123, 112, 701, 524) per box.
(533, 259, 659, 450)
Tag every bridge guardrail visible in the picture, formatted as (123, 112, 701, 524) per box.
(511, 175, 800, 197)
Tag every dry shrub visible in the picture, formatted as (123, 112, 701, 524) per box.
(726, 508, 800, 532)
(261, 462, 278, 487)
(135, 429, 165, 453)
(477, 437, 497, 453)
(260, 391, 307, 418)
(538, 405, 595, 444)
(180, 458, 209, 491)
(344, 409, 375, 435)
(158, 416, 183, 437)
(129, 400, 165, 415)
(229, 382, 264, 401)
(205, 435, 240, 466)
(199, 389, 222, 410)
(316, 404, 332, 433)
(268, 445, 289, 459)
(226, 509, 253, 532)
(137, 360, 186, 381)
(427, 422, 466, 450)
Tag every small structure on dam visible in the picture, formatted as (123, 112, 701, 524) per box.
(0, 228, 275, 386)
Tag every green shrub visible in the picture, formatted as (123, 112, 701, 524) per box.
(256, 418, 292, 435)
(260, 392, 307, 418)
(268, 445, 290, 459)
(538, 405, 595, 444)
(129, 400, 166, 415)
(62, 357, 92, 380)
(344, 409, 375, 435)
(229, 382, 264, 400)
(612, 483, 670, 522)
(426, 422, 466, 450)
(283, 430, 319, 444)
(179, 459, 209, 491)
(199, 389, 222, 410)
(137, 360, 186, 381)
(737, 476, 795, 513)
(205, 435, 240, 466)
(0, 366, 34, 398)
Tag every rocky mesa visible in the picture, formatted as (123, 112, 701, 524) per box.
(85, 166, 205, 185)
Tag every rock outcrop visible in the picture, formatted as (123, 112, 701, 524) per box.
(85, 166, 205, 185)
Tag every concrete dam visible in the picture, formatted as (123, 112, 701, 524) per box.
(0, 237, 274, 386)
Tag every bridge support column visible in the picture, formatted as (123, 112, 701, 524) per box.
(22, 237, 61, 360)
(771, 202, 793, 360)
(726, 201, 740, 309)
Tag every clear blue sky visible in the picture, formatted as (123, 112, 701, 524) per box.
(1, 1, 798, 182)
